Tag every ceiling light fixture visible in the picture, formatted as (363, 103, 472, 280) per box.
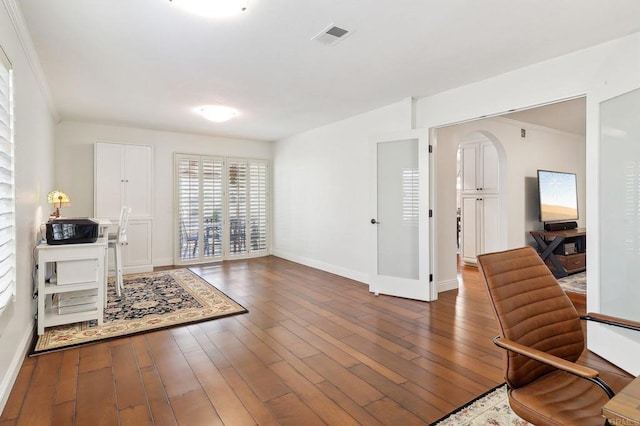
(196, 105, 239, 123)
(169, 0, 248, 18)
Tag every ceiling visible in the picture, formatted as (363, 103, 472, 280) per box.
(502, 97, 586, 136)
(17, 1, 640, 142)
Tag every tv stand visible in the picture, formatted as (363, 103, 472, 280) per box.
(530, 228, 586, 278)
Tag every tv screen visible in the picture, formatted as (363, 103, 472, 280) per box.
(537, 170, 579, 222)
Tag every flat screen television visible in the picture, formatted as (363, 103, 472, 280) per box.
(537, 170, 579, 223)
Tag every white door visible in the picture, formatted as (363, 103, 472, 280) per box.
(122, 220, 152, 273)
(461, 196, 478, 264)
(123, 145, 152, 218)
(95, 143, 124, 218)
(588, 82, 640, 376)
(370, 130, 433, 301)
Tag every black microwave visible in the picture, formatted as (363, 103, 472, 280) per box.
(45, 219, 99, 245)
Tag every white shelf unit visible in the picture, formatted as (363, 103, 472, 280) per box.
(36, 238, 107, 335)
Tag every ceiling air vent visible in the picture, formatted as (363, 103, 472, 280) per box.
(312, 24, 352, 46)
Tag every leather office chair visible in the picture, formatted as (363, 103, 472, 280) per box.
(108, 206, 131, 297)
(477, 247, 640, 426)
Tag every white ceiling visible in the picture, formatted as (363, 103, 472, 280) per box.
(502, 97, 586, 136)
(17, 0, 640, 141)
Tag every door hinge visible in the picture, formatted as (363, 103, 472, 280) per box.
(429, 274, 433, 282)
(428, 145, 433, 153)
(428, 209, 433, 218)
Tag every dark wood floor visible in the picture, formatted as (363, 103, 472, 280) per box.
(1, 256, 588, 425)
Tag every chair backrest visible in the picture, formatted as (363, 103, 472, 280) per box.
(477, 247, 585, 389)
(117, 206, 132, 243)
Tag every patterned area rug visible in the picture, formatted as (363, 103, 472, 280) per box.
(557, 271, 586, 295)
(430, 384, 531, 426)
(31, 269, 247, 355)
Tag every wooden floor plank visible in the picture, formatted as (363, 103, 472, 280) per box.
(2, 255, 597, 425)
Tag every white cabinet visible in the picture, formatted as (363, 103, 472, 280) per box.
(95, 142, 153, 273)
(460, 141, 499, 193)
(459, 139, 500, 264)
(36, 239, 107, 335)
(95, 142, 152, 219)
(122, 220, 152, 272)
(461, 195, 500, 264)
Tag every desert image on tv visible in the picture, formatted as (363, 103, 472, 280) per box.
(540, 204, 578, 221)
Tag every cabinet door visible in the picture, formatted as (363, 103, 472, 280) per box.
(122, 220, 152, 273)
(480, 142, 499, 193)
(481, 195, 500, 254)
(461, 196, 478, 263)
(95, 143, 124, 218)
(123, 145, 152, 218)
(460, 144, 478, 192)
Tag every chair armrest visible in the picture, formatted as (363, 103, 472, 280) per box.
(493, 336, 616, 397)
(582, 312, 640, 332)
(493, 336, 599, 378)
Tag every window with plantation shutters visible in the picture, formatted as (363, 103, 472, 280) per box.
(0, 46, 14, 316)
(175, 154, 269, 264)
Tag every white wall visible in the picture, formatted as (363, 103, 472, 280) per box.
(0, 0, 56, 412)
(434, 117, 585, 291)
(272, 99, 412, 283)
(54, 122, 272, 266)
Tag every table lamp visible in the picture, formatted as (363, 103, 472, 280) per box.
(47, 190, 70, 218)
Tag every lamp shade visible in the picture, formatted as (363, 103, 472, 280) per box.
(47, 190, 70, 205)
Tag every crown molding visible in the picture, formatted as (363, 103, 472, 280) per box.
(2, 0, 59, 121)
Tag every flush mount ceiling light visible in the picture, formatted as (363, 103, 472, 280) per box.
(196, 105, 239, 122)
(169, 0, 248, 18)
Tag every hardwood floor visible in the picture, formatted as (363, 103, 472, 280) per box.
(1, 256, 588, 425)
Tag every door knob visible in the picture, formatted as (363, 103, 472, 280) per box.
(371, 219, 379, 224)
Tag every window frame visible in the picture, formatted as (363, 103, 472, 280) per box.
(0, 45, 15, 317)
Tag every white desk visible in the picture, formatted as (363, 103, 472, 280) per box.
(36, 238, 107, 335)
(91, 217, 113, 236)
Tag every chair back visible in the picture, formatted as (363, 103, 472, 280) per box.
(117, 206, 132, 244)
(477, 247, 585, 389)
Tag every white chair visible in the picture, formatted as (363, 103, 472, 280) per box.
(108, 206, 131, 298)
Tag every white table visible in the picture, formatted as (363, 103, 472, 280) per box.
(36, 238, 107, 335)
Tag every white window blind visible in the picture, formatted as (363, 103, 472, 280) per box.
(175, 154, 269, 263)
(176, 155, 224, 261)
(249, 161, 268, 252)
(0, 46, 15, 315)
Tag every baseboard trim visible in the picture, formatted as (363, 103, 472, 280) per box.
(438, 278, 459, 293)
(0, 323, 33, 414)
(272, 249, 368, 285)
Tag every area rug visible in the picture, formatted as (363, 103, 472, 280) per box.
(31, 269, 247, 355)
(430, 384, 531, 425)
(557, 271, 586, 295)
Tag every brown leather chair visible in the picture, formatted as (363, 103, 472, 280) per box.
(477, 246, 640, 426)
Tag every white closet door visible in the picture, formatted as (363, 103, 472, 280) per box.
(123, 145, 152, 218)
(95, 143, 124, 218)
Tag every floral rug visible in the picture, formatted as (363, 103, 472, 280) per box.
(557, 271, 586, 295)
(430, 384, 531, 426)
(31, 269, 247, 355)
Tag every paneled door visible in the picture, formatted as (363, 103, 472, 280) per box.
(369, 129, 434, 301)
(588, 82, 640, 376)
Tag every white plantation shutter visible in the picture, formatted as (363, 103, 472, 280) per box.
(228, 160, 248, 255)
(175, 154, 267, 263)
(249, 161, 268, 252)
(0, 47, 14, 315)
(175, 154, 224, 262)
(202, 158, 223, 257)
